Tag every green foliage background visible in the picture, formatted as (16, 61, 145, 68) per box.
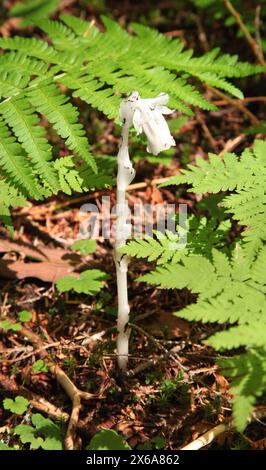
(0, 0, 265, 445)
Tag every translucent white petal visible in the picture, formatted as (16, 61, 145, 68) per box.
(159, 105, 174, 115)
(138, 106, 175, 155)
(120, 91, 176, 156)
(143, 92, 170, 107)
(132, 108, 143, 135)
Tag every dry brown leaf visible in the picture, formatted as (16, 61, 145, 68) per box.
(251, 438, 266, 450)
(212, 373, 229, 393)
(0, 239, 81, 264)
(141, 311, 190, 338)
(0, 259, 77, 283)
(0, 17, 21, 37)
(0, 238, 85, 282)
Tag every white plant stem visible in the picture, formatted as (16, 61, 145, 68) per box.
(115, 118, 135, 371)
(115, 91, 175, 371)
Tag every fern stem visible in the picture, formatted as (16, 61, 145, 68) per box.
(115, 108, 136, 371)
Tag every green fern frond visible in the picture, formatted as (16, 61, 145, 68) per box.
(0, 180, 27, 235)
(162, 151, 250, 192)
(0, 15, 264, 235)
(60, 72, 120, 120)
(251, 246, 266, 288)
(9, 0, 60, 22)
(27, 81, 96, 172)
(34, 19, 80, 51)
(130, 22, 265, 78)
(54, 155, 114, 195)
(139, 246, 265, 326)
(0, 36, 59, 63)
(0, 72, 30, 99)
(162, 140, 266, 260)
(60, 14, 98, 38)
(120, 216, 230, 264)
(54, 156, 83, 196)
(207, 320, 266, 350)
(0, 14, 262, 120)
(79, 164, 114, 191)
(219, 349, 266, 431)
(192, 72, 243, 99)
(0, 119, 43, 199)
(0, 52, 48, 77)
(139, 242, 265, 429)
(138, 141, 266, 430)
(186, 216, 230, 255)
(0, 95, 59, 192)
(139, 251, 221, 295)
(119, 230, 186, 265)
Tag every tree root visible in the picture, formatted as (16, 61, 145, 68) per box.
(181, 407, 266, 450)
(1, 321, 102, 450)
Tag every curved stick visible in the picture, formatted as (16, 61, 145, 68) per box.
(181, 407, 266, 450)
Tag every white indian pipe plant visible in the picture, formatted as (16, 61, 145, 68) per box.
(115, 91, 176, 371)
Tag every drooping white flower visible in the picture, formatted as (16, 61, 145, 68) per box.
(119, 92, 176, 156)
(134, 92, 176, 155)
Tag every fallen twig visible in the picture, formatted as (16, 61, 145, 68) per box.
(209, 87, 260, 125)
(4, 341, 60, 364)
(254, 6, 264, 61)
(45, 177, 172, 211)
(181, 406, 266, 450)
(127, 342, 186, 377)
(0, 372, 69, 421)
(224, 0, 265, 66)
(219, 134, 246, 156)
(196, 111, 218, 152)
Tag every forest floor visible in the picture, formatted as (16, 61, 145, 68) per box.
(0, 0, 266, 451)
